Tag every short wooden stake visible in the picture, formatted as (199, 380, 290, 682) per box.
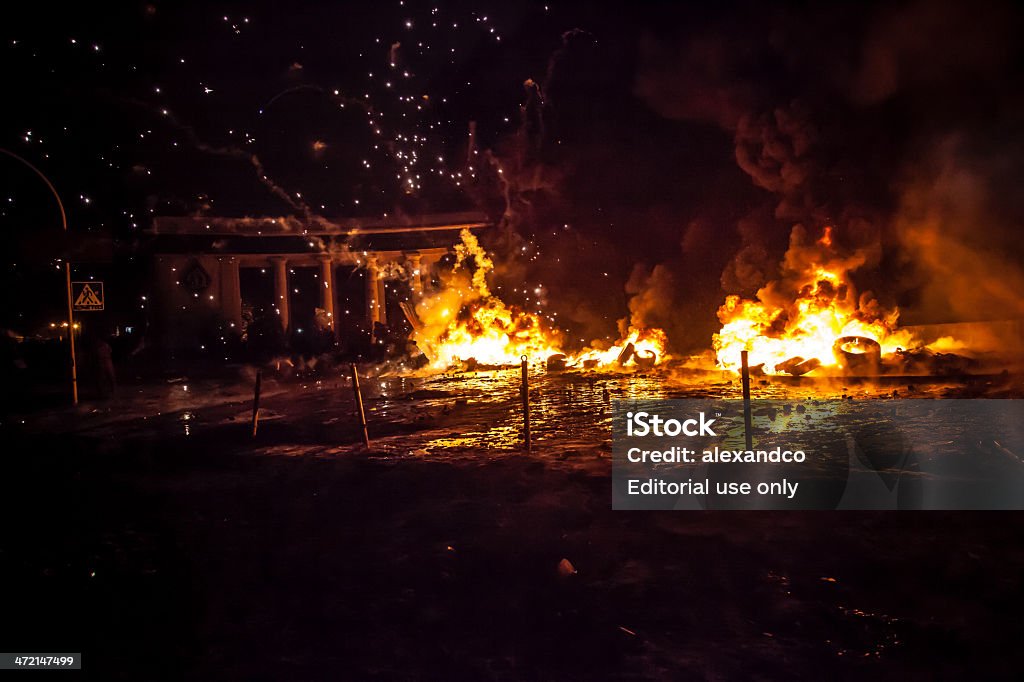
(350, 363, 370, 448)
(521, 355, 531, 450)
(251, 368, 262, 438)
(741, 350, 753, 450)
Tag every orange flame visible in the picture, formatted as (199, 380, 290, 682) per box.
(413, 230, 667, 370)
(713, 226, 917, 374)
(818, 225, 833, 247)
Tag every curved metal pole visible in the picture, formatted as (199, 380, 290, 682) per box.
(0, 148, 78, 404)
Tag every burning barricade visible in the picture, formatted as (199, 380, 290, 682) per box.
(379, 224, 984, 380)
(407, 230, 667, 373)
(712, 225, 973, 377)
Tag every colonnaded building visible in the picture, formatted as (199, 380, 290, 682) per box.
(148, 211, 489, 351)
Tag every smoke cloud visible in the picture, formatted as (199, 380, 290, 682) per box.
(633, 0, 1024, 333)
(894, 136, 1024, 323)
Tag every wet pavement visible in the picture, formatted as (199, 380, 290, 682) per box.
(20, 364, 1014, 454)
(2, 367, 1023, 679)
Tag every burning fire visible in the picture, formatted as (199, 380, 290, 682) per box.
(413, 230, 667, 370)
(713, 225, 918, 375)
(573, 327, 669, 368)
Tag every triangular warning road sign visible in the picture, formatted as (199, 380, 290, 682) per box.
(75, 284, 101, 307)
(73, 282, 104, 310)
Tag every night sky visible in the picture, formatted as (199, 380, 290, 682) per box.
(3, 0, 1023, 349)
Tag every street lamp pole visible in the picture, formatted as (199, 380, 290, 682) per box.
(1, 148, 78, 404)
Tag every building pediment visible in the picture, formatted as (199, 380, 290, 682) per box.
(151, 211, 489, 237)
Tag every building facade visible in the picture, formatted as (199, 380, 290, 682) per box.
(149, 211, 489, 351)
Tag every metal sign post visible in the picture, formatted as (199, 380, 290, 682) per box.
(66, 264, 77, 404)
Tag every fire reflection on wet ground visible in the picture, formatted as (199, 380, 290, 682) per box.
(21, 366, 1021, 455)
(5, 369, 1023, 678)
(252, 367, 1020, 459)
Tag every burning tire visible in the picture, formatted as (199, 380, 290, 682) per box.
(776, 356, 822, 376)
(546, 354, 568, 372)
(833, 336, 882, 375)
(634, 349, 658, 369)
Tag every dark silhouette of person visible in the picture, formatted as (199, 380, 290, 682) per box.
(90, 332, 116, 398)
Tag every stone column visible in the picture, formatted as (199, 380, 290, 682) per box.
(317, 253, 336, 335)
(422, 256, 438, 291)
(376, 272, 388, 326)
(270, 256, 289, 333)
(365, 256, 381, 328)
(405, 252, 423, 295)
(220, 257, 242, 328)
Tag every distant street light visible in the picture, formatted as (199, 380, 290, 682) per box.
(1, 148, 78, 404)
